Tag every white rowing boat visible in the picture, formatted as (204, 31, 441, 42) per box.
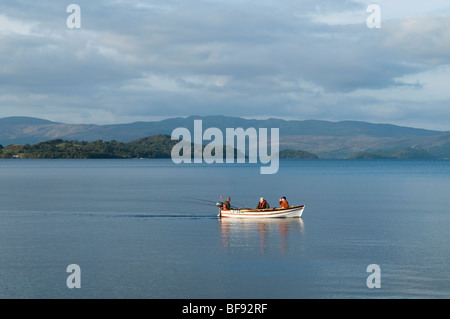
(218, 205, 305, 219)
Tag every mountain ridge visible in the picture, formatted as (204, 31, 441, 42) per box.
(0, 115, 449, 159)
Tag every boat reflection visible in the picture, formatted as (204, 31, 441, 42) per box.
(219, 218, 305, 254)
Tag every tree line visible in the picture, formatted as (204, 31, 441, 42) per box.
(0, 134, 318, 159)
(0, 135, 177, 159)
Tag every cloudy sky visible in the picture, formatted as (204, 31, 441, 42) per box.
(1, 0, 450, 130)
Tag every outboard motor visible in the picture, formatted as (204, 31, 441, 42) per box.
(216, 202, 223, 218)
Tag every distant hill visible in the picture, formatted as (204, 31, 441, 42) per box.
(0, 115, 449, 159)
(0, 116, 98, 146)
(0, 116, 57, 125)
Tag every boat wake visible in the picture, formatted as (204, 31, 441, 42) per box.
(114, 214, 217, 219)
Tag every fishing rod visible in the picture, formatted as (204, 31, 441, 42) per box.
(186, 200, 218, 207)
(184, 195, 242, 210)
(182, 196, 219, 204)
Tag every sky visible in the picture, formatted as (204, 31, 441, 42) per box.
(1, 0, 450, 130)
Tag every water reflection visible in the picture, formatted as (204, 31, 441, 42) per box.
(219, 218, 305, 254)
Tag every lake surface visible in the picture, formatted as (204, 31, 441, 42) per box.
(0, 159, 449, 299)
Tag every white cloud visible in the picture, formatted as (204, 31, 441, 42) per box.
(355, 0, 450, 19)
(0, 14, 36, 35)
(383, 14, 450, 65)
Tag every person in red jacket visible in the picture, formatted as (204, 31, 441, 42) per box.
(279, 196, 289, 209)
(256, 197, 270, 209)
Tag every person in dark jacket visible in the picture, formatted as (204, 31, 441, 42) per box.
(256, 197, 270, 209)
(223, 197, 231, 210)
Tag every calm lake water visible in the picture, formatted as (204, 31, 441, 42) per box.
(0, 159, 449, 299)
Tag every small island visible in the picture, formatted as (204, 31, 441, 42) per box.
(0, 135, 177, 159)
(277, 149, 318, 159)
(0, 135, 319, 159)
(347, 147, 436, 159)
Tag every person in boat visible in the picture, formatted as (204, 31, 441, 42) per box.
(222, 197, 231, 210)
(279, 196, 289, 209)
(256, 197, 270, 209)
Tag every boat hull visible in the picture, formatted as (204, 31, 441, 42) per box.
(219, 205, 305, 219)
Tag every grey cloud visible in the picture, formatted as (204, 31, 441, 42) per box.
(1, 1, 418, 94)
(0, 1, 449, 129)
